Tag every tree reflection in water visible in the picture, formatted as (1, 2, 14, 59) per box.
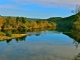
(0, 29, 80, 60)
(6, 39, 12, 43)
(63, 29, 80, 60)
(72, 53, 80, 60)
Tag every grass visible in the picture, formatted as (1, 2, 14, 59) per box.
(0, 34, 27, 40)
(0, 32, 6, 36)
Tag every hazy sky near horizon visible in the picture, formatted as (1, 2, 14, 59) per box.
(0, 0, 80, 18)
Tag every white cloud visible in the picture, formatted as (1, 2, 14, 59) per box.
(10, 0, 80, 10)
(12, 0, 80, 6)
(0, 4, 17, 9)
(0, 4, 29, 11)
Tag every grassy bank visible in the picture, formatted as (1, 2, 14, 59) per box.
(0, 34, 27, 40)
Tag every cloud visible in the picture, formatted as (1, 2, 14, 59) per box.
(12, 0, 80, 7)
(0, 4, 28, 11)
(0, 4, 19, 9)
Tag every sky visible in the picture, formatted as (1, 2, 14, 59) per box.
(0, 0, 80, 19)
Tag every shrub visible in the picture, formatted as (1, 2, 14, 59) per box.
(6, 31, 12, 37)
(0, 32, 6, 36)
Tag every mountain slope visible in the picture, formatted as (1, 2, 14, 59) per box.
(47, 14, 77, 30)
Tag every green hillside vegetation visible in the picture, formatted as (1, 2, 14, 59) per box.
(47, 15, 77, 31)
(47, 5, 80, 32)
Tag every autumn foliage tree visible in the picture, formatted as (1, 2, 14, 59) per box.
(0, 16, 57, 30)
(73, 5, 80, 31)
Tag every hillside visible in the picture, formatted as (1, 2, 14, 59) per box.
(47, 14, 78, 31)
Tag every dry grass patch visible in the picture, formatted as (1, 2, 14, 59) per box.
(0, 34, 27, 40)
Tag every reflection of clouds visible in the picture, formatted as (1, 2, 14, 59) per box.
(21, 39, 80, 60)
(1, 41, 80, 60)
(24, 55, 69, 60)
(0, 31, 80, 60)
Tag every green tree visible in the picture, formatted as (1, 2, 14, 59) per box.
(6, 16, 12, 25)
(19, 17, 26, 23)
(16, 17, 19, 24)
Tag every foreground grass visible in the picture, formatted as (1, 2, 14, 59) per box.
(0, 34, 27, 40)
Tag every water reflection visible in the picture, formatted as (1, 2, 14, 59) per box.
(0, 29, 80, 60)
(63, 29, 80, 48)
(72, 53, 80, 60)
(6, 39, 12, 43)
(59, 29, 80, 60)
(0, 36, 27, 43)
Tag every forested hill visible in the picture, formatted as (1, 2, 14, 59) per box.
(0, 16, 57, 30)
(47, 14, 78, 30)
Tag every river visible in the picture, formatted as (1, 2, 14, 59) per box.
(0, 30, 80, 60)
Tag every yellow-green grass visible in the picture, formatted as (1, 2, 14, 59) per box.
(0, 34, 27, 40)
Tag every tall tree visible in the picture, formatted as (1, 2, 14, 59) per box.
(6, 16, 12, 25)
(73, 5, 80, 30)
(16, 17, 19, 24)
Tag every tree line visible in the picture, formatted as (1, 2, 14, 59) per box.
(0, 16, 57, 30)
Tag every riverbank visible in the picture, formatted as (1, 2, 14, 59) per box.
(0, 34, 27, 40)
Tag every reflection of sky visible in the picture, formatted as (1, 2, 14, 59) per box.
(0, 31, 80, 60)
(27, 31, 74, 45)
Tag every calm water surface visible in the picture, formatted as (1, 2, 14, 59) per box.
(0, 30, 80, 60)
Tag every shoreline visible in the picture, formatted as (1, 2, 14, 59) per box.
(0, 34, 27, 41)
